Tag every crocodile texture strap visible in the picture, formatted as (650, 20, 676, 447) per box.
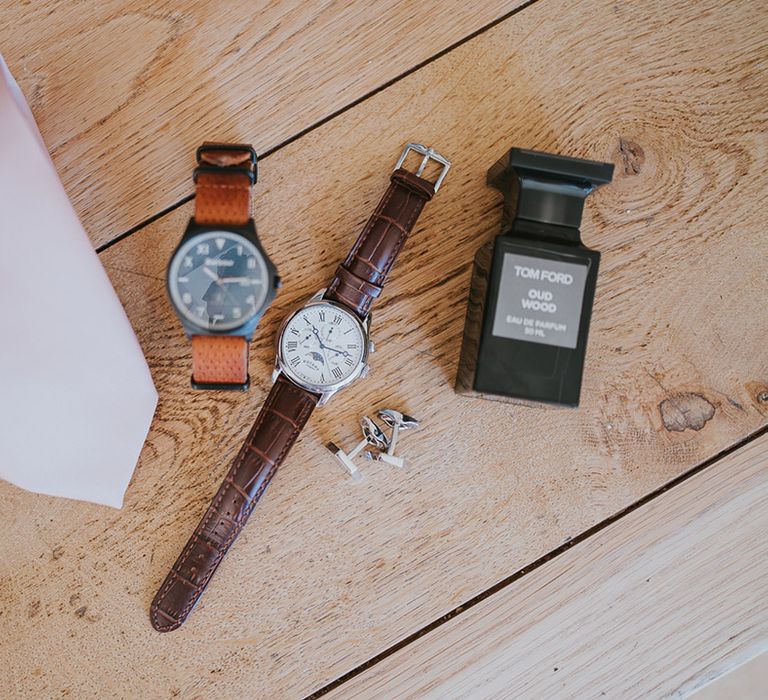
(324, 168, 435, 317)
(190, 143, 256, 388)
(150, 375, 319, 632)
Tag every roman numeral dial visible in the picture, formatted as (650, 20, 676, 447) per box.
(279, 302, 366, 390)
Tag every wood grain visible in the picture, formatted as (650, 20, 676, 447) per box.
(328, 433, 768, 699)
(0, 0, 522, 247)
(1, 0, 767, 697)
(690, 651, 768, 700)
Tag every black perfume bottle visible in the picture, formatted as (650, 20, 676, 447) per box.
(456, 147, 614, 407)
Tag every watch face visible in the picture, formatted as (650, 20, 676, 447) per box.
(168, 231, 269, 331)
(279, 302, 366, 390)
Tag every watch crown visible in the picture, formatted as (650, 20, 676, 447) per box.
(368, 341, 376, 354)
(274, 275, 282, 289)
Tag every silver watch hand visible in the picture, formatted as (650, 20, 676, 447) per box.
(202, 267, 219, 282)
(219, 276, 258, 284)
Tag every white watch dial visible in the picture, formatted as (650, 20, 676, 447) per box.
(280, 303, 366, 390)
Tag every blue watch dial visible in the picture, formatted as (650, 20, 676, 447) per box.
(168, 231, 268, 331)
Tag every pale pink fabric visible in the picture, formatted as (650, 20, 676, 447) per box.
(0, 55, 157, 508)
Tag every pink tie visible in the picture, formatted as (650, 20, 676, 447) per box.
(0, 55, 157, 508)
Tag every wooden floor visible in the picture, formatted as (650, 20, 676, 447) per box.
(1, 1, 767, 698)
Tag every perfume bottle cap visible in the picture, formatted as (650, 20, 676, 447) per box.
(488, 148, 614, 233)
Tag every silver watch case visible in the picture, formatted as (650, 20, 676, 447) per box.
(272, 289, 373, 406)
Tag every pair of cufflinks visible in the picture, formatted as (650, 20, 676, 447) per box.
(326, 409, 419, 482)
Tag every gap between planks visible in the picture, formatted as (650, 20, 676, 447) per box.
(308, 422, 768, 698)
(94, 0, 542, 255)
(55, 0, 768, 696)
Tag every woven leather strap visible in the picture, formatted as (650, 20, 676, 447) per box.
(324, 168, 435, 317)
(190, 143, 256, 388)
(150, 375, 319, 632)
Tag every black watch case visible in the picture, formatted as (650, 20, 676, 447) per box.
(166, 218, 281, 341)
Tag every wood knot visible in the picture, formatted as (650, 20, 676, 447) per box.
(659, 393, 715, 432)
(618, 138, 645, 175)
(745, 381, 768, 407)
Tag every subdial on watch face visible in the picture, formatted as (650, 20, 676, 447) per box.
(280, 303, 366, 389)
(168, 231, 269, 331)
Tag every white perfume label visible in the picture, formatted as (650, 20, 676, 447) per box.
(492, 253, 589, 349)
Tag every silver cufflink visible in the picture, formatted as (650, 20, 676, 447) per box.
(326, 415, 389, 482)
(364, 409, 420, 468)
(326, 408, 420, 480)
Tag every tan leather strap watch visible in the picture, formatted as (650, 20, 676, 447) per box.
(151, 144, 450, 631)
(166, 143, 281, 390)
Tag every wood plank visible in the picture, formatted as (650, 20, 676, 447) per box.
(2, 0, 768, 697)
(327, 433, 768, 699)
(690, 651, 768, 700)
(0, 0, 522, 247)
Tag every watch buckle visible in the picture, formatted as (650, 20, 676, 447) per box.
(194, 143, 258, 185)
(394, 143, 451, 192)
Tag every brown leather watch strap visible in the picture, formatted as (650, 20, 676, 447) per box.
(324, 168, 435, 317)
(190, 143, 257, 389)
(150, 375, 319, 632)
(191, 335, 248, 386)
(194, 143, 254, 225)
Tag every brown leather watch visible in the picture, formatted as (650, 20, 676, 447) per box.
(151, 144, 450, 632)
(166, 143, 280, 390)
